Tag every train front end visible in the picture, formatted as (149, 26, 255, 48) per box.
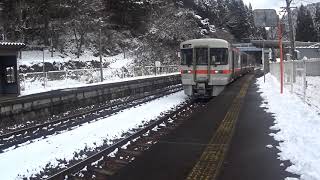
(180, 39, 232, 97)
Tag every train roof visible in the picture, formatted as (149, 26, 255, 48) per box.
(180, 38, 229, 49)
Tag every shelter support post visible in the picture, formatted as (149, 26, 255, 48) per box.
(278, 22, 284, 94)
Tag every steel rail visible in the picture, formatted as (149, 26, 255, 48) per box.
(0, 85, 183, 151)
(46, 100, 194, 180)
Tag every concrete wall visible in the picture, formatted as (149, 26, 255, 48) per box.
(306, 60, 320, 76)
(0, 74, 181, 126)
(270, 60, 320, 80)
(297, 48, 320, 60)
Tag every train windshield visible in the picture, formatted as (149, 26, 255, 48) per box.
(181, 49, 193, 66)
(210, 48, 228, 65)
(195, 48, 208, 65)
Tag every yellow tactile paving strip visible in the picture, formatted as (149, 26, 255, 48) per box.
(186, 75, 253, 180)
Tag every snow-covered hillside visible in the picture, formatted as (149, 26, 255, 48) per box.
(19, 50, 130, 68)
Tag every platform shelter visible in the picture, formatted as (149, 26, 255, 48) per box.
(0, 42, 25, 97)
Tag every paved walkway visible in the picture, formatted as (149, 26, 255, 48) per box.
(218, 72, 298, 180)
(109, 72, 296, 180)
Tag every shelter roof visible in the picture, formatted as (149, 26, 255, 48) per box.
(251, 40, 319, 49)
(0, 42, 26, 49)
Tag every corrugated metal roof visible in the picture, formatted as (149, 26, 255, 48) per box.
(296, 47, 319, 49)
(0, 42, 25, 46)
(0, 42, 25, 50)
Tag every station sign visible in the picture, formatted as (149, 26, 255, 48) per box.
(254, 9, 278, 27)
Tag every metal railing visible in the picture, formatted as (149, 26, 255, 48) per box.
(133, 65, 179, 76)
(19, 66, 179, 94)
(269, 59, 320, 102)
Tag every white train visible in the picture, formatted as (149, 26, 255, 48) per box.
(180, 38, 254, 97)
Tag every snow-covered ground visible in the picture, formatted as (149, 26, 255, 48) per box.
(257, 74, 320, 180)
(20, 72, 179, 96)
(18, 50, 178, 96)
(19, 50, 131, 67)
(19, 51, 135, 96)
(0, 91, 188, 179)
(292, 76, 320, 113)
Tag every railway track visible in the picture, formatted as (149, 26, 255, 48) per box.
(45, 98, 206, 180)
(0, 85, 183, 152)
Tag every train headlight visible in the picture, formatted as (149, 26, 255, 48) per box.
(215, 70, 219, 74)
(188, 70, 192, 74)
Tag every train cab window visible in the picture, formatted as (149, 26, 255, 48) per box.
(181, 49, 193, 66)
(195, 48, 208, 65)
(210, 48, 228, 65)
(5, 66, 16, 84)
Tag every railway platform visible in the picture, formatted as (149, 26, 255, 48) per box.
(109, 71, 297, 180)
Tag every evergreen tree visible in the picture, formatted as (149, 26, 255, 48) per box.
(227, 0, 251, 41)
(1, 0, 21, 41)
(216, 0, 228, 28)
(247, 3, 257, 38)
(314, 4, 320, 41)
(296, 5, 317, 42)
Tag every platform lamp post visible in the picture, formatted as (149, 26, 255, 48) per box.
(99, 27, 103, 82)
(262, 39, 265, 83)
(278, 22, 284, 94)
(99, 20, 104, 82)
(42, 47, 46, 88)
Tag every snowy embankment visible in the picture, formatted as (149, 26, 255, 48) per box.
(257, 74, 320, 180)
(0, 91, 188, 179)
(19, 50, 134, 95)
(19, 50, 129, 66)
(20, 72, 179, 96)
(19, 50, 178, 96)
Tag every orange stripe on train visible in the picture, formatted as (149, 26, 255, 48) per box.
(180, 70, 231, 74)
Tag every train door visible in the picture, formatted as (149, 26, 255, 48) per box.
(0, 64, 3, 94)
(194, 47, 209, 83)
(240, 54, 244, 73)
(193, 47, 210, 95)
(231, 50, 235, 79)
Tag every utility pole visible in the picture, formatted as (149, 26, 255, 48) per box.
(99, 27, 103, 82)
(50, 24, 54, 57)
(285, 0, 296, 59)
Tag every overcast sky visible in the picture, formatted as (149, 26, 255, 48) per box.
(243, 0, 320, 13)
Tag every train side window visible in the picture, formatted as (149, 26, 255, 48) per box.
(210, 48, 228, 65)
(5, 66, 16, 84)
(195, 48, 208, 65)
(181, 49, 193, 66)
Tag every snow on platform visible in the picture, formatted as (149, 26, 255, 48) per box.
(257, 74, 320, 180)
(0, 91, 187, 179)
